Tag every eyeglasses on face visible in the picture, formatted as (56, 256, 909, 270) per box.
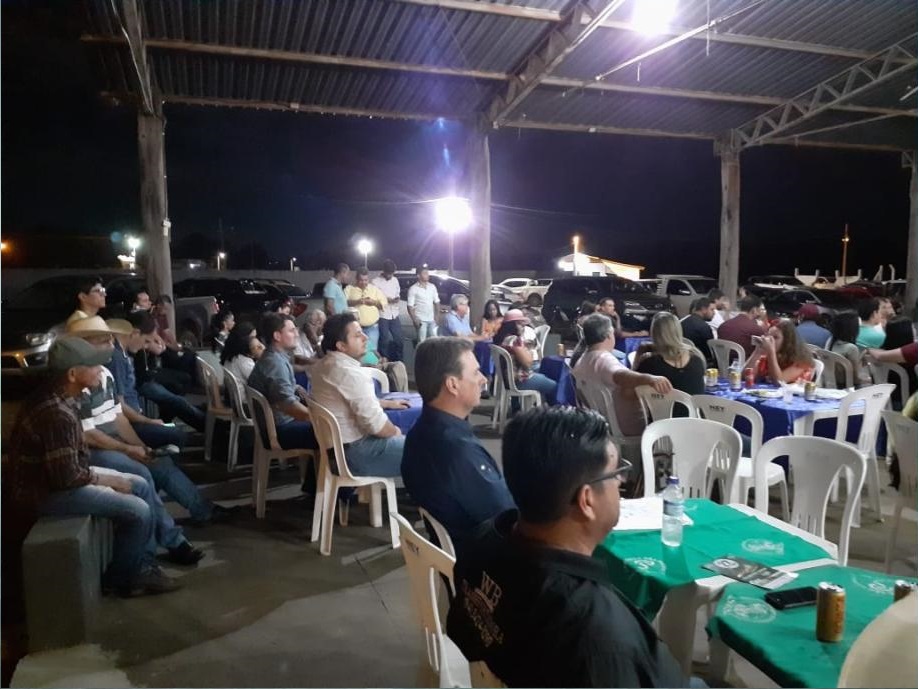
(90, 287, 107, 295)
(570, 457, 633, 504)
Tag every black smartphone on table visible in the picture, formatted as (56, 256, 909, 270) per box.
(764, 586, 818, 610)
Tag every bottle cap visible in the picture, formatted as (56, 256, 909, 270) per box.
(666, 476, 680, 486)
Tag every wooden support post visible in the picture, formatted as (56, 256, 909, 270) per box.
(906, 154, 918, 312)
(137, 108, 175, 332)
(716, 141, 741, 303)
(467, 123, 492, 320)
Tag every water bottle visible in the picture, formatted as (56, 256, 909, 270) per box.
(661, 476, 684, 547)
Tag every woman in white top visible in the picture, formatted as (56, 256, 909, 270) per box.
(220, 322, 264, 383)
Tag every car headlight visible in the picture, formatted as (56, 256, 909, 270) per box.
(25, 332, 53, 347)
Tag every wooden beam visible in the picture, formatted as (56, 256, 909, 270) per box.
(503, 118, 714, 141)
(116, 0, 155, 115)
(389, 0, 560, 22)
(467, 121, 492, 322)
(717, 143, 741, 304)
(83, 34, 916, 117)
(907, 156, 918, 309)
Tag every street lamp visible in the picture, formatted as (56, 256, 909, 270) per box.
(125, 235, 141, 269)
(290, 256, 298, 272)
(572, 235, 580, 276)
(434, 196, 472, 274)
(356, 239, 373, 269)
(217, 251, 226, 271)
(0, 241, 8, 253)
(632, 0, 678, 35)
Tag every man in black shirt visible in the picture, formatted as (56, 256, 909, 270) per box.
(447, 406, 687, 688)
(680, 297, 716, 366)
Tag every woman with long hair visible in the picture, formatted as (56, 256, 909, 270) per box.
(220, 321, 264, 383)
(635, 312, 705, 395)
(829, 311, 869, 387)
(869, 316, 917, 402)
(747, 319, 814, 383)
(479, 299, 503, 339)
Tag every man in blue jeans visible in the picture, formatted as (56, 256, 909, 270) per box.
(6, 337, 180, 597)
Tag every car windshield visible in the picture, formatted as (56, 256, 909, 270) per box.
(688, 278, 717, 293)
(609, 277, 644, 293)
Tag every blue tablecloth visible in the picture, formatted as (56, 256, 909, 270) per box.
(539, 355, 577, 406)
(382, 392, 422, 433)
(622, 336, 651, 356)
(474, 340, 494, 377)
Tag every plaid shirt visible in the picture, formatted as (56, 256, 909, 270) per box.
(6, 384, 92, 510)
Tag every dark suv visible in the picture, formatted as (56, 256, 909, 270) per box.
(542, 276, 674, 340)
(174, 277, 284, 324)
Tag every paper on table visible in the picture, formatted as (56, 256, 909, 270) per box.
(614, 497, 695, 531)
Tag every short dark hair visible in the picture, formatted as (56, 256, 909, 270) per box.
(581, 313, 614, 346)
(857, 297, 881, 322)
(691, 297, 713, 312)
(259, 312, 293, 342)
(417, 265, 429, 274)
(598, 297, 615, 309)
(75, 275, 104, 303)
(708, 288, 725, 301)
(355, 267, 370, 279)
(382, 259, 396, 273)
(883, 316, 914, 350)
(503, 406, 613, 523)
(830, 311, 859, 346)
(738, 295, 763, 312)
(414, 337, 474, 403)
(322, 313, 358, 354)
(334, 262, 350, 276)
(127, 310, 156, 334)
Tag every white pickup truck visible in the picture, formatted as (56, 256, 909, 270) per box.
(654, 275, 719, 317)
(497, 278, 553, 307)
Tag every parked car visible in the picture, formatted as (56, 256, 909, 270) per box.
(761, 288, 836, 321)
(2, 273, 216, 369)
(496, 277, 552, 307)
(254, 279, 309, 318)
(635, 278, 661, 294)
(542, 276, 674, 340)
(654, 275, 719, 317)
(173, 277, 283, 327)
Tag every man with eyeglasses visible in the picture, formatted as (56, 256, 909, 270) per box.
(447, 406, 686, 688)
(66, 276, 107, 326)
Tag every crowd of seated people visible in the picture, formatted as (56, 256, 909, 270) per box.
(635, 312, 705, 396)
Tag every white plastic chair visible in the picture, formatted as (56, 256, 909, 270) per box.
(574, 374, 642, 461)
(419, 507, 456, 559)
(837, 590, 918, 688)
(810, 347, 854, 389)
(244, 386, 314, 519)
(306, 397, 400, 556)
(640, 418, 742, 501)
(197, 356, 233, 462)
(393, 514, 470, 688)
(708, 339, 746, 378)
(366, 366, 390, 395)
(222, 368, 254, 471)
(882, 411, 918, 573)
(810, 358, 825, 385)
(753, 436, 865, 565)
(835, 384, 895, 523)
(488, 345, 542, 432)
(635, 385, 698, 423)
(693, 394, 789, 520)
(866, 360, 912, 409)
(533, 324, 550, 359)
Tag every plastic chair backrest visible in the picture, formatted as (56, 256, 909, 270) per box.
(198, 357, 227, 411)
(627, 351, 637, 368)
(635, 385, 698, 423)
(883, 411, 917, 502)
(753, 436, 864, 565)
(533, 324, 550, 358)
(489, 345, 521, 393)
(693, 394, 764, 458)
(393, 514, 457, 678)
(418, 507, 456, 559)
(811, 358, 825, 385)
(246, 386, 282, 452)
(305, 396, 357, 481)
(708, 339, 746, 378)
(866, 360, 912, 408)
(640, 418, 742, 500)
(835, 384, 895, 456)
(811, 347, 854, 389)
(223, 368, 251, 421)
(837, 590, 918, 688)
(574, 375, 630, 439)
(366, 367, 390, 395)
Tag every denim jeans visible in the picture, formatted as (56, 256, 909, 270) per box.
(39, 467, 155, 589)
(417, 320, 438, 342)
(518, 372, 558, 405)
(138, 381, 206, 431)
(377, 318, 403, 362)
(363, 323, 380, 357)
(88, 449, 203, 547)
(276, 420, 319, 451)
(345, 435, 404, 477)
(132, 421, 186, 450)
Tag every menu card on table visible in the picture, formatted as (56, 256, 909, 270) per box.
(614, 497, 695, 531)
(702, 555, 798, 589)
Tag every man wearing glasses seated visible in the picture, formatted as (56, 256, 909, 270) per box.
(66, 276, 107, 326)
(447, 406, 687, 688)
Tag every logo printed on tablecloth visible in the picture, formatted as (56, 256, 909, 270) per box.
(626, 557, 666, 574)
(851, 574, 894, 596)
(722, 595, 777, 624)
(741, 538, 785, 556)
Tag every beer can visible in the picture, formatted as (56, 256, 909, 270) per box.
(744, 367, 755, 388)
(705, 368, 719, 387)
(816, 582, 845, 642)
(894, 580, 918, 602)
(804, 381, 817, 401)
(729, 369, 742, 391)
(557, 343, 566, 357)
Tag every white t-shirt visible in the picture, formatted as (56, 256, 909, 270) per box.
(224, 355, 255, 384)
(372, 275, 401, 320)
(709, 309, 725, 334)
(407, 282, 439, 322)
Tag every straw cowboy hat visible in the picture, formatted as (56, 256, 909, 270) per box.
(66, 315, 133, 337)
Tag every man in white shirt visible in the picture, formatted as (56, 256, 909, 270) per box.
(707, 289, 731, 334)
(407, 266, 440, 343)
(372, 259, 404, 362)
(309, 313, 410, 476)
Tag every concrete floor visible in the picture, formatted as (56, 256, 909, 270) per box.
(11, 400, 918, 688)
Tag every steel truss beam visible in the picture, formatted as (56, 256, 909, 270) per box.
(732, 36, 918, 149)
(485, 0, 627, 126)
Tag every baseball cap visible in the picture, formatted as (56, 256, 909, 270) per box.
(797, 304, 820, 321)
(48, 336, 114, 371)
(66, 315, 133, 337)
(503, 309, 531, 325)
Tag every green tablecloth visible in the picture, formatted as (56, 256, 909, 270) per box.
(593, 500, 833, 618)
(706, 565, 918, 688)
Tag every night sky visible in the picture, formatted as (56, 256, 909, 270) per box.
(2, 1, 912, 279)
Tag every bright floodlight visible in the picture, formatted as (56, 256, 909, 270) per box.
(127, 236, 141, 250)
(357, 239, 373, 255)
(434, 196, 472, 234)
(632, 0, 678, 35)
(218, 252, 226, 259)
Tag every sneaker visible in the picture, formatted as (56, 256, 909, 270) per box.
(134, 566, 183, 596)
(165, 541, 205, 566)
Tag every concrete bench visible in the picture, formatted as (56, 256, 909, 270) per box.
(22, 515, 113, 652)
